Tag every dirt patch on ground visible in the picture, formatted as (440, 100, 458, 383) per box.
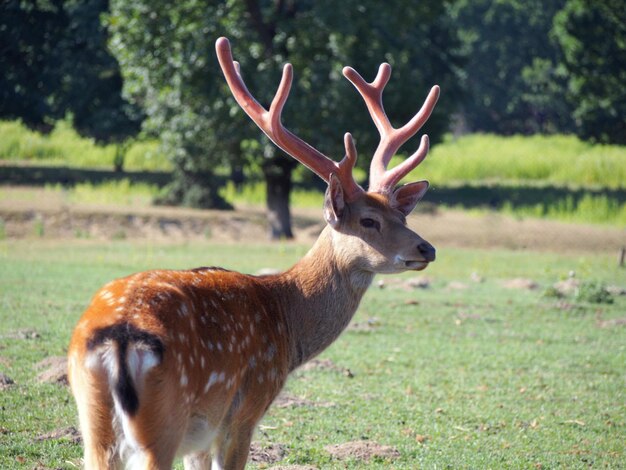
(269, 466, 318, 470)
(34, 356, 68, 385)
(35, 426, 82, 444)
(2, 328, 41, 340)
(325, 440, 400, 462)
(297, 358, 354, 378)
(0, 372, 15, 390)
(502, 278, 540, 290)
(248, 442, 287, 465)
(1, 188, 624, 253)
(273, 392, 335, 409)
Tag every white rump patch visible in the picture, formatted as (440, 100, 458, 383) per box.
(127, 345, 160, 386)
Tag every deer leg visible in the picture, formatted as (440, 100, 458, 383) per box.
(122, 392, 187, 469)
(183, 451, 211, 469)
(211, 422, 255, 470)
(69, 365, 121, 469)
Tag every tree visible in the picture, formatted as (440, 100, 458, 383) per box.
(449, 0, 575, 134)
(552, 0, 626, 144)
(0, 0, 141, 158)
(108, 0, 461, 238)
(1, 0, 69, 130)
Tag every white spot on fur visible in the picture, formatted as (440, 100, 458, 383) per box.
(99, 290, 114, 302)
(204, 372, 219, 393)
(226, 376, 235, 389)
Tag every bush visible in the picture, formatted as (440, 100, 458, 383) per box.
(575, 282, 614, 304)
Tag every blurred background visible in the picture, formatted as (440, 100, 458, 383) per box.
(0, 0, 624, 239)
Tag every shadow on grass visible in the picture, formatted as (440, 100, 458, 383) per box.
(0, 164, 172, 187)
(423, 184, 626, 213)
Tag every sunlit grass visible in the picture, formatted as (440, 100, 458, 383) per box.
(0, 120, 170, 171)
(220, 181, 324, 209)
(405, 133, 626, 189)
(58, 179, 160, 206)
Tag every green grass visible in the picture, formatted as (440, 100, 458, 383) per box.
(499, 192, 626, 225)
(0, 120, 170, 171)
(49, 179, 161, 207)
(0, 240, 624, 468)
(2, 121, 625, 189)
(417, 133, 626, 189)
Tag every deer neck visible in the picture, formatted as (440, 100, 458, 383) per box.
(272, 226, 374, 371)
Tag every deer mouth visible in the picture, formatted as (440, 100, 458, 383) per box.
(404, 260, 430, 271)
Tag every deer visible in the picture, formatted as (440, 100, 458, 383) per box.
(67, 36, 440, 470)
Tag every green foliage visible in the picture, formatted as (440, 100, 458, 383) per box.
(552, 0, 626, 144)
(0, 0, 141, 141)
(575, 282, 614, 305)
(449, 0, 573, 134)
(0, 241, 624, 468)
(107, 0, 462, 209)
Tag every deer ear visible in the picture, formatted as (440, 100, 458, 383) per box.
(390, 181, 429, 216)
(324, 173, 346, 228)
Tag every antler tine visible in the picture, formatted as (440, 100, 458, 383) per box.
(215, 37, 363, 201)
(343, 62, 440, 195)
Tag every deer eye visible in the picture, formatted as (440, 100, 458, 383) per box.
(360, 218, 381, 231)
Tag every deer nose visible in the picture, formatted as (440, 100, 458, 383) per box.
(417, 242, 436, 262)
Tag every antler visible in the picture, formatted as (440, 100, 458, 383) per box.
(215, 37, 363, 201)
(343, 64, 440, 195)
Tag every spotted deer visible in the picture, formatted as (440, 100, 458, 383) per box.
(67, 37, 440, 469)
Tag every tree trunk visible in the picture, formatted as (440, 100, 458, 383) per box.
(263, 156, 296, 240)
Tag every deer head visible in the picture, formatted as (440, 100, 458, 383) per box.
(215, 37, 438, 272)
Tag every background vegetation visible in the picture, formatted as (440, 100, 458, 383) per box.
(1, 0, 625, 235)
(2, 120, 624, 225)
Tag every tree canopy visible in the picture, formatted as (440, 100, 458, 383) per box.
(107, 0, 462, 217)
(0, 0, 141, 143)
(552, 0, 626, 144)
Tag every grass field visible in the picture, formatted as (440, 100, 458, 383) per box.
(2, 120, 625, 190)
(0, 240, 624, 468)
